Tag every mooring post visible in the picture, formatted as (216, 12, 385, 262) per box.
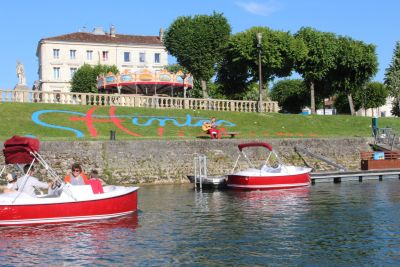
(333, 177, 341, 183)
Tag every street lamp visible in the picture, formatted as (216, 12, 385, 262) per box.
(257, 32, 263, 113)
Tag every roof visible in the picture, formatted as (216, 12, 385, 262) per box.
(40, 32, 162, 46)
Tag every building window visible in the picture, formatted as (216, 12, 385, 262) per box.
(154, 53, 160, 63)
(139, 52, 145, 63)
(102, 51, 109, 61)
(70, 68, 77, 78)
(70, 50, 76, 59)
(124, 52, 131, 62)
(53, 67, 60, 79)
(53, 49, 60, 59)
(86, 50, 93, 60)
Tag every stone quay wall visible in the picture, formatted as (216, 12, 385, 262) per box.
(0, 138, 372, 185)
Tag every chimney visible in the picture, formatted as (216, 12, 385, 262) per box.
(92, 26, 106, 35)
(159, 27, 164, 42)
(110, 25, 116, 37)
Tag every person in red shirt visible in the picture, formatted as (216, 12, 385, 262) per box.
(202, 117, 221, 139)
(88, 169, 104, 194)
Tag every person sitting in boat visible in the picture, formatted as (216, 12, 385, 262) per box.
(202, 117, 221, 139)
(3, 172, 17, 193)
(11, 165, 51, 197)
(88, 169, 104, 194)
(64, 163, 89, 185)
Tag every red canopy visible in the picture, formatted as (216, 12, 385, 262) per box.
(238, 142, 273, 152)
(3, 136, 40, 164)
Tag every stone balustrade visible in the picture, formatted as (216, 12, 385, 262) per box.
(0, 89, 279, 113)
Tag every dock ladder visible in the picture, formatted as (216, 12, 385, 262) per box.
(193, 154, 207, 189)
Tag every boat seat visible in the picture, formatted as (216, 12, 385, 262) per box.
(60, 185, 94, 199)
(261, 164, 282, 173)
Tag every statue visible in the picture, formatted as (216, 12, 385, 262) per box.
(16, 60, 26, 85)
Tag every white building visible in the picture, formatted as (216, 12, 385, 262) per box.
(36, 26, 168, 92)
(356, 96, 394, 117)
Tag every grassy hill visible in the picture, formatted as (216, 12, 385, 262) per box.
(1, 102, 399, 141)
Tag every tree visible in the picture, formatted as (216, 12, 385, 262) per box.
(163, 12, 231, 98)
(270, 79, 309, 113)
(384, 41, 400, 116)
(334, 92, 353, 114)
(335, 82, 387, 115)
(294, 27, 338, 114)
(71, 64, 118, 93)
(354, 82, 388, 116)
(164, 63, 188, 73)
(215, 47, 251, 98)
(217, 26, 307, 101)
(332, 36, 378, 115)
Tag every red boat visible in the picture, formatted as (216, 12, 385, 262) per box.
(227, 142, 311, 190)
(0, 136, 138, 226)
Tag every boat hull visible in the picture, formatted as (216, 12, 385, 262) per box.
(0, 189, 138, 226)
(227, 172, 311, 190)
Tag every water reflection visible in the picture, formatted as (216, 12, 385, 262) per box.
(0, 214, 138, 266)
(1, 182, 400, 266)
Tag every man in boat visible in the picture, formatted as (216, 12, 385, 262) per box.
(202, 117, 221, 139)
(11, 165, 51, 197)
(64, 163, 89, 185)
(3, 173, 17, 193)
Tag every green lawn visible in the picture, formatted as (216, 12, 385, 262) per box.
(1, 102, 399, 141)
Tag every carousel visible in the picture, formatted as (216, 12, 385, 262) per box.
(97, 69, 193, 96)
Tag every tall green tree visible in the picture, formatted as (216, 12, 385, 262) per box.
(384, 41, 400, 116)
(294, 27, 338, 114)
(163, 12, 231, 98)
(216, 47, 250, 98)
(71, 64, 118, 93)
(332, 36, 378, 115)
(270, 79, 309, 113)
(217, 26, 307, 101)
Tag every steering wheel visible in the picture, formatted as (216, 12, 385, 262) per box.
(51, 180, 62, 190)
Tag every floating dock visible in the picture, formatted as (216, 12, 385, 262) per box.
(189, 153, 400, 190)
(187, 175, 227, 189)
(188, 169, 400, 189)
(311, 169, 400, 184)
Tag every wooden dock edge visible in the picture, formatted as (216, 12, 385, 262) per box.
(311, 169, 400, 184)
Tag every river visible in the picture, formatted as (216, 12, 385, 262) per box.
(1, 180, 400, 266)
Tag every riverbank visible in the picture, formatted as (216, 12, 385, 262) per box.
(0, 138, 372, 185)
(0, 102, 393, 140)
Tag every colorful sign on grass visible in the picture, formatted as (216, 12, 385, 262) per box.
(31, 107, 236, 138)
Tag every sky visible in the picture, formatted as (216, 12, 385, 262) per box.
(1, 0, 399, 89)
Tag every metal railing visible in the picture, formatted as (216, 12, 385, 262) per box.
(374, 127, 399, 150)
(194, 154, 207, 189)
(0, 89, 279, 113)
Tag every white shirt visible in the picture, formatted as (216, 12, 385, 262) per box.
(12, 175, 48, 197)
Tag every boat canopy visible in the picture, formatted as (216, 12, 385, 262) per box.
(3, 136, 40, 164)
(238, 142, 273, 152)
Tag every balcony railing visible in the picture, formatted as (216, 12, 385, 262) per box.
(0, 89, 279, 113)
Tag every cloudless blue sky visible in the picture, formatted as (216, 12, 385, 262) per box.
(1, 0, 399, 89)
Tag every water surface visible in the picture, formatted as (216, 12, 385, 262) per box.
(1, 180, 400, 266)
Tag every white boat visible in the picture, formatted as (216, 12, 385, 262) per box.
(227, 142, 312, 190)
